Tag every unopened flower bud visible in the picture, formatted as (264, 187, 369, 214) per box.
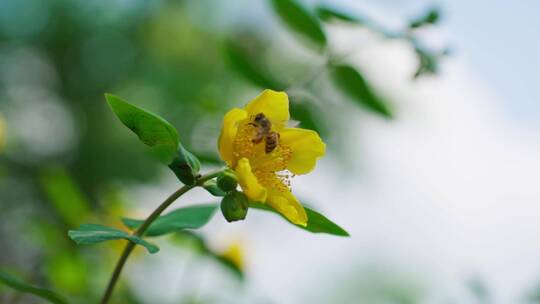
(220, 191, 248, 222)
(217, 170, 238, 192)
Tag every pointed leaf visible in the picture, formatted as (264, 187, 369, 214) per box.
(251, 203, 349, 236)
(122, 205, 217, 237)
(409, 7, 440, 29)
(270, 0, 327, 49)
(289, 94, 328, 137)
(105, 94, 179, 164)
(39, 166, 90, 226)
(224, 38, 286, 90)
(316, 6, 363, 24)
(414, 47, 438, 78)
(330, 64, 392, 118)
(0, 271, 69, 304)
(68, 224, 159, 254)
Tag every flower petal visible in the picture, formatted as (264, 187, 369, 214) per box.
(235, 158, 267, 202)
(267, 189, 308, 226)
(244, 90, 289, 126)
(280, 128, 326, 175)
(218, 108, 247, 166)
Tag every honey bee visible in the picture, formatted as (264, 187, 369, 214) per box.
(249, 113, 280, 154)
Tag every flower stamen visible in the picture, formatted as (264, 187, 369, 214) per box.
(233, 120, 295, 193)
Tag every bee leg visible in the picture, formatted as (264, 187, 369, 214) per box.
(252, 133, 264, 144)
(265, 144, 276, 154)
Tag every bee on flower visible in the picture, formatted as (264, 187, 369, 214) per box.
(218, 89, 326, 226)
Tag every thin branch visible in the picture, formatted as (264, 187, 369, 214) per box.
(100, 169, 224, 304)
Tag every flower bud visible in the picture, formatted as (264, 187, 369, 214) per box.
(220, 191, 248, 222)
(168, 143, 201, 186)
(217, 170, 238, 192)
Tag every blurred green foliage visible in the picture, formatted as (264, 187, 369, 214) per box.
(0, 271, 68, 304)
(271, 0, 327, 49)
(40, 166, 90, 227)
(330, 64, 392, 118)
(315, 264, 427, 304)
(0, 0, 451, 302)
(171, 231, 244, 281)
(466, 276, 490, 304)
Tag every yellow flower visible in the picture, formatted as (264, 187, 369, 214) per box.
(218, 90, 326, 226)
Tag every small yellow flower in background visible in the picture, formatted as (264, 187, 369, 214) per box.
(218, 90, 326, 226)
(220, 241, 244, 271)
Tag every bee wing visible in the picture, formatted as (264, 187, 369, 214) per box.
(268, 118, 301, 128)
(286, 119, 301, 128)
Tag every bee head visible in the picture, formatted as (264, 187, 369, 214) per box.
(254, 113, 265, 123)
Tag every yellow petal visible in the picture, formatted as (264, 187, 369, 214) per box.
(280, 128, 326, 175)
(235, 158, 267, 202)
(267, 189, 308, 226)
(244, 90, 289, 126)
(218, 108, 247, 166)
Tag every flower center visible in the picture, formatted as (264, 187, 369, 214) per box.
(233, 119, 294, 192)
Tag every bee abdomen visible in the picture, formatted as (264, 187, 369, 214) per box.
(264, 132, 279, 154)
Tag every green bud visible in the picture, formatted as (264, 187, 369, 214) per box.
(220, 191, 249, 222)
(217, 170, 238, 192)
(168, 143, 201, 185)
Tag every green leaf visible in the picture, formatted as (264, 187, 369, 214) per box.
(330, 64, 392, 118)
(289, 94, 328, 137)
(39, 166, 90, 226)
(409, 7, 440, 29)
(250, 203, 349, 236)
(214, 255, 244, 280)
(0, 271, 69, 304)
(45, 252, 88, 294)
(122, 205, 217, 237)
(413, 47, 438, 78)
(105, 94, 179, 164)
(466, 277, 489, 302)
(270, 0, 327, 49)
(316, 6, 363, 24)
(68, 224, 159, 254)
(202, 180, 227, 197)
(224, 38, 286, 90)
(168, 143, 201, 185)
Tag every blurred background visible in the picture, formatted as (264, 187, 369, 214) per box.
(1, 0, 539, 303)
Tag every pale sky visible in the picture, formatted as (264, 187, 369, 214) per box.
(126, 1, 540, 303)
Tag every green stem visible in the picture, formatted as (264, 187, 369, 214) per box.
(100, 169, 224, 304)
